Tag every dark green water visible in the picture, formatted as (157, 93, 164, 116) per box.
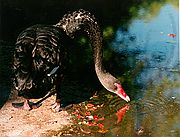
(61, 2, 179, 137)
(0, 0, 179, 137)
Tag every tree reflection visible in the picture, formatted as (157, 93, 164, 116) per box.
(135, 77, 180, 137)
(129, 0, 178, 22)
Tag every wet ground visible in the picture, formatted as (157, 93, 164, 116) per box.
(0, 0, 179, 137)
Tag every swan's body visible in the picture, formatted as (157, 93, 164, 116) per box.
(13, 9, 130, 111)
(13, 25, 67, 111)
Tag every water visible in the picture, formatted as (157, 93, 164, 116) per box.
(0, 1, 179, 137)
(60, 3, 179, 137)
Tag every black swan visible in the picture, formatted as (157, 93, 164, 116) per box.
(12, 9, 130, 112)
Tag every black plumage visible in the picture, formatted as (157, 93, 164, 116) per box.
(13, 25, 68, 110)
(12, 9, 130, 111)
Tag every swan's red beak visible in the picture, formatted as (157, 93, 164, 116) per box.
(114, 83, 130, 102)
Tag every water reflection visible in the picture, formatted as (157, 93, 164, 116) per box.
(110, 4, 179, 137)
(59, 3, 179, 137)
(135, 94, 180, 137)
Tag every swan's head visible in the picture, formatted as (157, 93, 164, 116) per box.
(97, 72, 130, 102)
(113, 83, 130, 102)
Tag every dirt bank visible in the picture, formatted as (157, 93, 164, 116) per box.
(0, 94, 71, 137)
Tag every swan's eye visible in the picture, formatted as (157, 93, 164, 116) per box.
(113, 86, 117, 91)
(113, 83, 118, 91)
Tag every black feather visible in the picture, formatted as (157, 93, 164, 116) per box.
(13, 24, 67, 99)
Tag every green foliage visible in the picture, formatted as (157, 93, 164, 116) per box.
(129, 0, 178, 22)
(103, 26, 114, 40)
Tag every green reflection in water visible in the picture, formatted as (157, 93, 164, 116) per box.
(129, 0, 178, 22)
(56, 71, 179, 137)
(103, 26, 114, 40)
(136, 75, 180, 137)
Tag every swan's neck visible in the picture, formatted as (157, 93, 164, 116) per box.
(86, 23, 114, 90)
(57, 9, 106, 78)
(57, 9, 118, 92)
(86, 23, 105, 76)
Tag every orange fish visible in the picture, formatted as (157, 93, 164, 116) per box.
(116, 104, 130, 123)
(98, 129, 109, 133)
(168, 33, 176, 38)
(87, 121, 104, 129)
(87, 103, 94, 108)
(77, 114, 84, 119)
